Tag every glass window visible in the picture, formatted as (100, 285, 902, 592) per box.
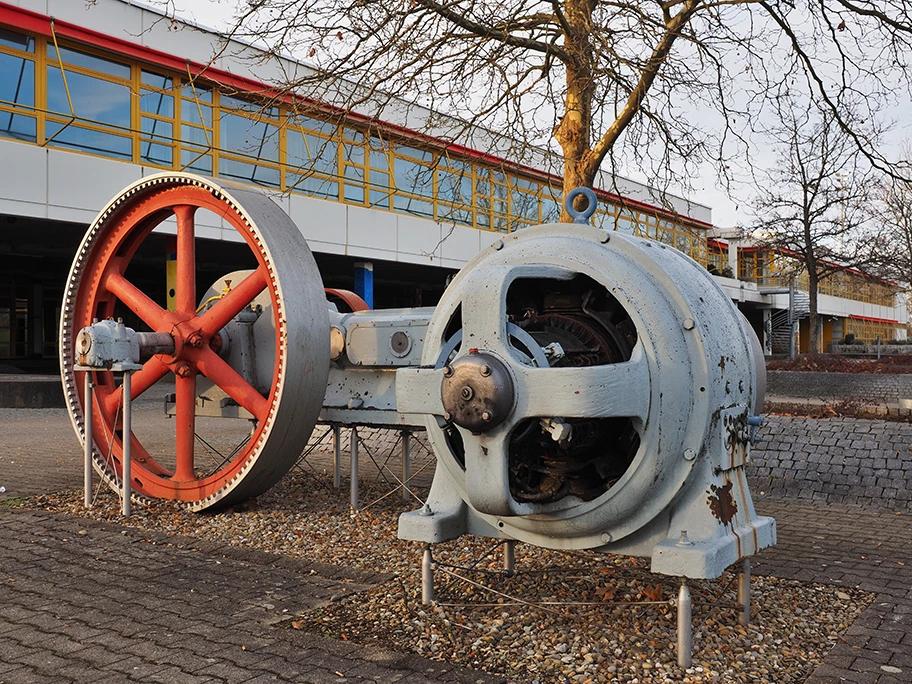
(140, 89, 174, 118)
(343, 142, 364, 166)
(220, 111, 278, 160)
(181, 124, 211, 147)
(181, 98, 212, 127)
(395, 157, 434, 198)
(47, 68, 131, 127)
(511, 189, 539, 222)
(0, 53, 35, 107)
(181, 149, 211, 174)
(439, 168, 472, 205)
(141, 71, 171, 89)
(369, 172, 391, 208)
(221, 94, 278, 119)
(0, 112, 36, 142)
(286, 172, 338, 200)
(288, 113, 336, 136)
(220, 157, 280, 187)
(541, 196, 560, 223)
(394, 195, 434, 218)
(49, 45, 130, 80)
(397, 144, 433, 162)
(141, 117, 172, 140)
(45, 122, 131, 159)
(141, 141, 172, 166)
(287, 130, 338, 176)
(181, 82, 212, 102)
(344, 165, 365, 203)
(0, 28, 34, 52)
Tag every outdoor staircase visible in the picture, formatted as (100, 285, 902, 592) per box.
(769, 289, 809, 354)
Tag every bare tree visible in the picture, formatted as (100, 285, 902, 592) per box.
(194, 0, 912, 220)
(879, 155, 912, 286)
(750, 95, 885, 355)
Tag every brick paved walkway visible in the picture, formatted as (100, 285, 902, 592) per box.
(0, 507, 502, 684)
(2, 402, 912, 682)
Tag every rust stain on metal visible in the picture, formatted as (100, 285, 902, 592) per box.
(707, 481, 738, 526)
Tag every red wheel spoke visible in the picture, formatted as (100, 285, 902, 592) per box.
(196, 348, 269, 422)
(103, 356, 169, 416)
(106, 273, 167, 330)
(174, 205, 197, 317)
(173, 372, 197, 481)
(197, 267, 269, 337)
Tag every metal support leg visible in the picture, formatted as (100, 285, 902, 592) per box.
(350, 427, 359, 512)
(333, 425, 342, 490)
(677, 578, 692, 668)
(401, 431, 411, 501)
(121, 371, 132, 518)
(83, 373, 93, 509)
(738, 558, 751, 626)
(503, 540, 516, 576)
(421, 546, 434, 604)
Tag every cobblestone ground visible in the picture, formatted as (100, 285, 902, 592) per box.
(2, 405, 912, 682)
(749, 416, 912, 510)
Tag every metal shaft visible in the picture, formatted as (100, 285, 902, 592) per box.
(503, 540, 516, 576)
(421, 546, 434, 604)
(401, 431, 411, 501)
(333, 425, 341, 490)
(677, 579, 692, 668)
(738, 558, 751, 626)
(83, 373, 93, 509)
(350, 426, 359, 512)
(121, 371, 132, 518)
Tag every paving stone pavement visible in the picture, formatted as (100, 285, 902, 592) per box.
(0, 507, 503, 684)
(749, 416, 912, 511)
(2, 402, 912, 682)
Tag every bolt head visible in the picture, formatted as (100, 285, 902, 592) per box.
(175, 363, 192, 378)
(460, 385, 474, 400)
(482, 410, 493, 422)
(443, 365, 454, 377)
(443, 411, 452, 422)
(599, 231, 611, 243)
(188, 333, 203, 348)
(480, 364, 491, 377)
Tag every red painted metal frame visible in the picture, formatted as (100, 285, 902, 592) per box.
(74, 184, 279, 501)
(324, 288, 370, 313)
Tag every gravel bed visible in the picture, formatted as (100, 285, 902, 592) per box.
(20, 468, 872, 684)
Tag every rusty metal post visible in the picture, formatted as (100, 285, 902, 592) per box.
(350, 426, 358, 512)
(401, 430, 411, 501)
(333, 424, 341, 489)
(503, 540, 516, 576)
(121, 370, 132, 518)
(83, 373, 93, 509)
(677, 578, 692, 668)
(421, 545, 434, 604)
(738, 558, 751, 626)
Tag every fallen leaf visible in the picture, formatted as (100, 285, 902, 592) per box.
(642, 584, 664, 602)
(291, 620, 307, 629)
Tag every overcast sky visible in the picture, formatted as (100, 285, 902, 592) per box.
(163, 0, 911, 230)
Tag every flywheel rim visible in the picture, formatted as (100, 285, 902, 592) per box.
(60, 173, 329, 510)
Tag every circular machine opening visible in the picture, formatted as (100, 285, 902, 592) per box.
(439, 274, 642, 505)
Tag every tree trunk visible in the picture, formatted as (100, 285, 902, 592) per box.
(807, 270, 820, 357)
(554, 0, 596, 223)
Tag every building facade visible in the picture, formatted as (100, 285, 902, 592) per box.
(0, 0, 905, 365)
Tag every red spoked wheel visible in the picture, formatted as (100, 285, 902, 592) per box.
(60, 173, 329, 510)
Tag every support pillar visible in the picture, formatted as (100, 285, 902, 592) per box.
(350, 426, 359, 512)
(503, 540, 515, 577)
(353, 262, 374, 309)
(738, 558, 751, 626)
(421, 546, 434, 604)
(333, 425, 342, 490)
(677, 579, 692, 668)
(401, 430, 411, 501)
(121, 370, 132, 518)
(83, 373, 93, 509)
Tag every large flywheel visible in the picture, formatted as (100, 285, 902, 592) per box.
(60, 173, 329, 511)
